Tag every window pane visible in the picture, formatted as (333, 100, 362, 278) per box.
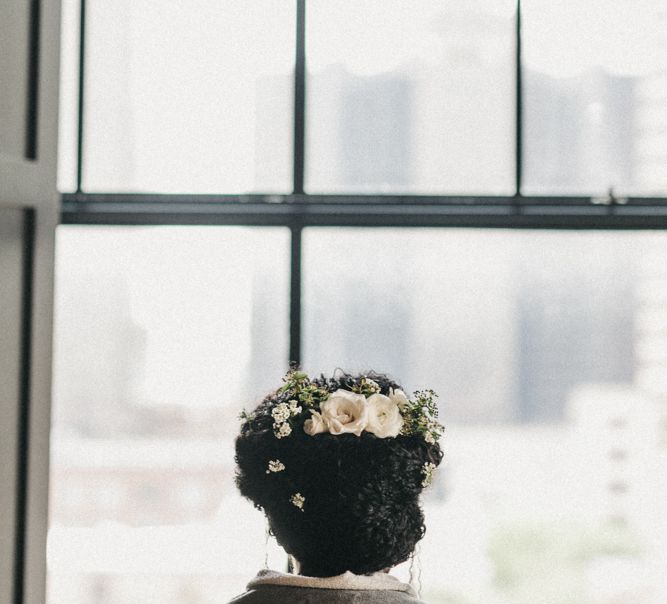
(304, 228, 667, 603)
(524, 0, 667, 196)
(82, 1, 294, 193)
(57, 0, 80, 193)
(305, 1, 516, 195)
(49, 226, 290, 603)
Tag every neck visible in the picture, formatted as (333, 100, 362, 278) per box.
(296, 565, 321, 577)
(296, 565, 391, 577)
(297, 564, 341, 577)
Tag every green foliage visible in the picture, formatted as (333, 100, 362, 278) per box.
(400, 389, 445, 443)
(279, 368, 329, 408)
(351, 376, 382, 396)
(238, 409, 254, 422)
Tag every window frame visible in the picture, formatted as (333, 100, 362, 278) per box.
(60, 0, 667, 364)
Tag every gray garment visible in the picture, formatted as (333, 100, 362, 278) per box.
(228, 584, 426, 603)
(227, 570, 426, 603)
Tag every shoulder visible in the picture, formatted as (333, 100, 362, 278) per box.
(227, 586, 286, 603)
(226, 587, 263, 603)
(226, 584, 328, 603)
(227, 584, 425, 604)
(227, 570, 426, 603)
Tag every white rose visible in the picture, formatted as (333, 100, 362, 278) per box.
(303, 410, 328, 436)
(389, 388, 410, 410)
(320, 389, 368, 436)
(366, 393, 403, 438)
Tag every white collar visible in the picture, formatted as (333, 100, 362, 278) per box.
(248, 569, 417, 595)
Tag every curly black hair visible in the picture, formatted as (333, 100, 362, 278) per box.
(234, 371, 444, 577)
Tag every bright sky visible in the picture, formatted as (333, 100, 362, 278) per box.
(54, 227, 289, 408)
(307, 0, 667, 77)
(59, 0, 666, 193)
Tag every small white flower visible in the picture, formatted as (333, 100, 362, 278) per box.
(421, 462, 436, 488)
(272, 403, 290, 422)
(290, 492, 305, 511)
(304, 409, 328, 435)
(288, 400, 302, 415)
(361, 377, 381, 393)
(274, 422, 292, 439)
(366, 393, 403, 438)
(266, 459, 285, 474)
(320, 389, 368, 436)
(424, 431, 436, 444)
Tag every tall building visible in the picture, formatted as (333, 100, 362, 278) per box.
(406, 233, 519, 423)
(305, 66, 413, 193)
(52, 250, 147, 437)
(515, 236, 636, 421)
(634, 73, 667, 195)
(524, 67, 636, 194)
(412, 7, 514, 194)
(243, 267, 290, 405)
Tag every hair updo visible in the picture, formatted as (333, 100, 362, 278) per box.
(234, 371, 444, 577)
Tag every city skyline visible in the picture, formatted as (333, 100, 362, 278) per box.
(47, 2, 667, 602)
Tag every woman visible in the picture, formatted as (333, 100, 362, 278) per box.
(230, 369, 444, 603)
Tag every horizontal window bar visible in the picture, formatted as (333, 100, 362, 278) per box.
(62, 193, 667, 206)
(61, 194, 667, 230)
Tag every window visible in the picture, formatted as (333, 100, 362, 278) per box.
(49, 226, 289, 602)
(523, 0, 667, 196)
(53, 2, 667, 603)
(305, 1, 515, 194)
(303, 229, 667, 603)
(59, 0, 295, 193)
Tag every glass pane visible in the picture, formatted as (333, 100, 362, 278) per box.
(306, 0, 516, 195)
(304, 228, 667, 603)
(83, 1, 294, 193)
(524, 0, 667, 196)
(49, 226, 290, 603)
(57, 0, 80, 193)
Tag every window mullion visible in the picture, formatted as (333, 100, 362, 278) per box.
(76, 0, 87, 193)
(289, 224, 302, 366)
(293, 0, 306, 195)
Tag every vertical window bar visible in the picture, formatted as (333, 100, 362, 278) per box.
(514, 0, 523, 202)
(13, 209, 35, 604)
(290, 1, 306, 368)
(289, 224, 302, 366)
(76, 0, 87, 193)
(293, 0, 306, 195)
(24, 0, 41, 161)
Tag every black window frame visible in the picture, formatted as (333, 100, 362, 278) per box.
(60, 0, 667, 364)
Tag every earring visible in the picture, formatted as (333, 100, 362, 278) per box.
(263, 518, 271, 570)
(409, 542, 422, 599)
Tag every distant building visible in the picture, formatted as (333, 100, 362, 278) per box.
(50, 438, 232, 526)
(634, 73, 667, 195)
(524, 68, 635, 194)
(515, 236, 636, 422)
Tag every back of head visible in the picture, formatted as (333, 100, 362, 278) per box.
(234, 370, 444, 577)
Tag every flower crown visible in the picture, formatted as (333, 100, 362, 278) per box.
(239, 370, 444, 511)
(243, 369, 444, 443)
